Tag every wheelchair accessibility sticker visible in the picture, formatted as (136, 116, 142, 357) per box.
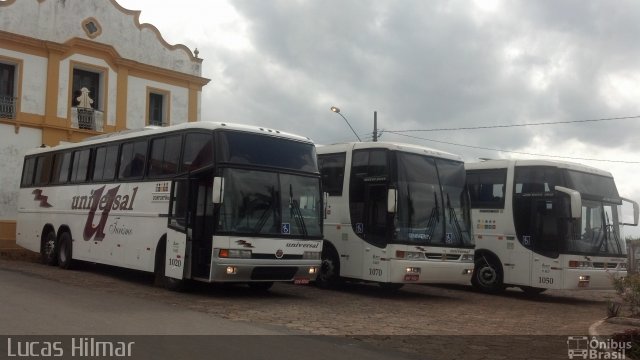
(356, 223, 364, 234)
(281, 223, 291, 235)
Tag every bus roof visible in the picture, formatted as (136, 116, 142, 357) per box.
(317, 141, 463, 162)
(465, 158, 613, 177)
(25, 121, 314, 156)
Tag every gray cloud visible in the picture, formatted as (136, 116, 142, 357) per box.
(197, 0, 639, 158)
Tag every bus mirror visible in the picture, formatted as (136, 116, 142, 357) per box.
(387, 188, 397, 213)
(212, 177, 224, 204)
(621, 197, 639, 226)
(555, 186, 581, 219)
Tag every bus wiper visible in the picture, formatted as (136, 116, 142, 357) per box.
(253, 188, 276, 234)
(446, 193, 464, 244)
(424, 191, 440, 241)
(605, 211, 622, 254)
(289, 184, 308, 237)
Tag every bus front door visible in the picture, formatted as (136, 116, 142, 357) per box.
(362, 183, 390, 282)
(167, 177, 189, 280)
(167, 174, 215, 281)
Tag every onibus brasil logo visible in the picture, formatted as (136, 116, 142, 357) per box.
(567, 336, 632, 359)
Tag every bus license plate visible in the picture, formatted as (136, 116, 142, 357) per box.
(404, 274, 419, 281)
(294, 278, 310, 285)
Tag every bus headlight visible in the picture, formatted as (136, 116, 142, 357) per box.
(461, 254, 474, 262)
(303, 251, 321, 260)
(218, 249, 252, 259)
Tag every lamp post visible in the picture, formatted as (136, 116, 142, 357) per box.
(330, 106, 361, 142)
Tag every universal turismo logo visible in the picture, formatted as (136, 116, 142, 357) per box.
(567, 336, 632, 359)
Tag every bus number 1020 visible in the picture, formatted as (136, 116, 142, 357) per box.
(169, 258, 182, 267)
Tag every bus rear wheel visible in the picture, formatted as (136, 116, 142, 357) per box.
(57, 232, 73, 270)
(472, 255, 504, 293)
(41, 229, 57, 266)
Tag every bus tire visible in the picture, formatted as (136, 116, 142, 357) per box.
(248, 282, 274, 292)
(472, 254, 504, 293)
(316, 244, 341, 288)
(520, 286, 546, 296)
(57, 232, 73, 270)
(41, 229, 58, 266)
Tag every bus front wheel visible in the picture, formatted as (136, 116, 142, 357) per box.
(472, 255, 504, 293)
(57, 232, 73, 270)
(316, 247, 341, 288)
(41, 229, 58, 266)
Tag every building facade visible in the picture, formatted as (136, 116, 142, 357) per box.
(0, 0, 210, 248)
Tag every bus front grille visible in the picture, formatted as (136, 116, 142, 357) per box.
(251, 267, 298, 280)
(425, 253, 462, 261)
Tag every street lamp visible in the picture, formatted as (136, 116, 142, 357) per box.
(330, 106, 361, 142)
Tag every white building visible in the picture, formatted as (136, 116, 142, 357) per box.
(0, 0, 210, 248)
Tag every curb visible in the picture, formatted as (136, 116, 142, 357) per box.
(0, 248, 39, 262)
(589, 319, 605, 336)
(589, 317, 640, 337)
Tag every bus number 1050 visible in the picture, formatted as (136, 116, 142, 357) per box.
(538, 277, 554, 285)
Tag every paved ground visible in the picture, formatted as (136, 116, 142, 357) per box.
(0, 257, 631, 359)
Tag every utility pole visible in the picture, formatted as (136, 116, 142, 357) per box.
(373, 111, 378, 142)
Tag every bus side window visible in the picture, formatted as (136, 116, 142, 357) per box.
(318, 153, 346, 196)
(181, 133, 213, 172)
(93, 145, 119, 182)
(33, 155, 53, 186)
(70, 149, 91, 183)
(149, 135, 182, 177)
(119, 140, 147, 179)
(51, 152, 72, 184)
(21, 157, 37, 187)
(467, 169, 506, 209)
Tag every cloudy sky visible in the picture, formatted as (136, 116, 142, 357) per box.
(116, 0, 640, 235)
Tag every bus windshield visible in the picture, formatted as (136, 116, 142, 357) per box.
(566, 200, 626, 256)
(216, 168, 322, 238)
(513, 166, 625, 257)
(395, 153, 472, 247)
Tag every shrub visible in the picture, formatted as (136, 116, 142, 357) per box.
(613, 274, 640, 317)
(612, 328, 640, 359)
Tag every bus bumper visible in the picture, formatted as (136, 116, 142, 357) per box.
(564, 269, 626, 290)
(388, 260, 474, 286)
(209, 259, 321, 284)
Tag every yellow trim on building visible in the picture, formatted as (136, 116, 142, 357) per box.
(0, 221, 17, 249)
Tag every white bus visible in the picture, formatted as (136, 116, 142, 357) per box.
(17, 122, 323, 291)
(466, 159, 639, 294)
(316, 142, 475, 290)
